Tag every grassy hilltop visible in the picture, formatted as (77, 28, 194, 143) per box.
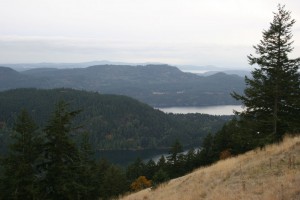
(121, 135, 300, 200)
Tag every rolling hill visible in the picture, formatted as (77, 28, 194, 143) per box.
(0, 66, 45, 90)
(0, 64, 245, 107)
(121, 135, 300, 200)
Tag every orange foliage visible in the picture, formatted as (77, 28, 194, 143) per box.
(219, 149, 232, 160)
(130, 176, 152, 191)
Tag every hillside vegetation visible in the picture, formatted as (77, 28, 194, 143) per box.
(121, 135, 300, 200)
(0, 88, 229, 150)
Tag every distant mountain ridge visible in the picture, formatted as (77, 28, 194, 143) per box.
(195, 70, 251, 77)
(1, 61, 166, 71)
(0, 64, 245, 107)
(2, 61, 250, 76)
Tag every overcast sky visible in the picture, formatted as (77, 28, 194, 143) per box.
(1, 0, 300, 68)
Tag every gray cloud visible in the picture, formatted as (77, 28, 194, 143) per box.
(1, 0, 299, 67)
(0, 36, 254, 68)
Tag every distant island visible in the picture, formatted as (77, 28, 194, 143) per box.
(0, 64, 245, 107)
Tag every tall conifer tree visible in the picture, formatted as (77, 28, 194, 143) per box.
(232, 4, 300, 141)
(1, 110, 40, 199)
(41, 101, 81, 199)
(76, 132, 98, 200)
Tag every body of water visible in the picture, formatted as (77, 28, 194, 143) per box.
(158, 105, 243, 115)
(95, 149, 169, 166)
(146, 148, 201, 163)
(96, 148, 202, 166)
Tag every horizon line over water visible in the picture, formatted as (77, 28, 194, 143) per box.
(157, 105, 244, 115)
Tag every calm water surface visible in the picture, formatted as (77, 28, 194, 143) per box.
(158, 105, 243, 115)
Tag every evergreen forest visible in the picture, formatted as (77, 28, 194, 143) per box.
(0, 88, 230, 152)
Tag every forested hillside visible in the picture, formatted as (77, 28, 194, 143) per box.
(0, 88, 230, 150)
(0, 64, 245, 106)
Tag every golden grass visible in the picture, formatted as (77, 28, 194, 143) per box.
(120, 135, 300, 200)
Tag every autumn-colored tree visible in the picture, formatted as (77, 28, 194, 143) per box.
(219, 149, 232, 160)
(130, 176, 152, 191)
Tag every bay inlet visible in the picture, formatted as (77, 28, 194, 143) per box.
(157, 105, 243, 115)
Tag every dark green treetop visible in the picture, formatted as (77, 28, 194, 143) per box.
(0, 110, 41, 200)
(41, 101, 82, 199)
(167, 140, 183, 164)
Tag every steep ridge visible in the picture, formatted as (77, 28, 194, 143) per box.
(121, 136, 300, 200)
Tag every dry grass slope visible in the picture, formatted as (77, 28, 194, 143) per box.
(121, 135, 300, 200)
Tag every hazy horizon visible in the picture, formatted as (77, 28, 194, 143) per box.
(1, 0, 300, 69)
(0, 60, 255, 73)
